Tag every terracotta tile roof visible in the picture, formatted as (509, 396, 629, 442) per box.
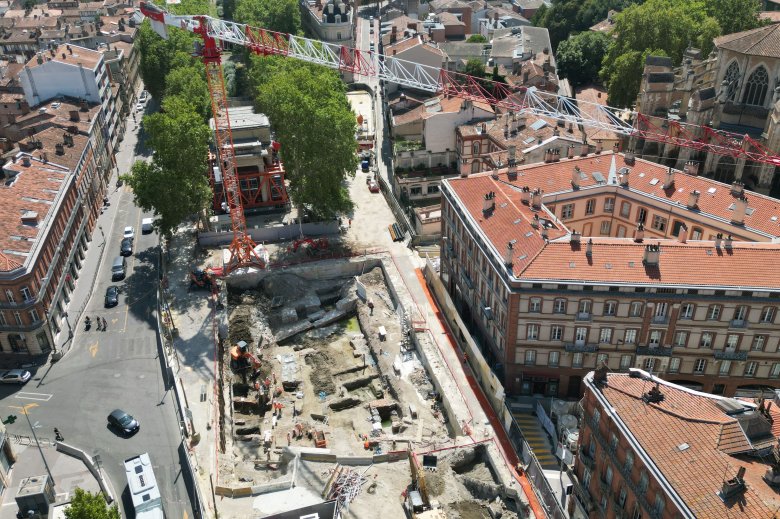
(392, 94, 493, 126)
(0, 154, 69, 270)
(386, 35, 446, 57)
(25, 43, 102, 71)
(521, 239, 780, 289)
(714, 23, 780, 57)
(14, 99, 99, 135)
(26, 126, 88, 171)
(575, 86, 623, 144)
(760, 11, 780, 23)
(595, 372, 780, 518)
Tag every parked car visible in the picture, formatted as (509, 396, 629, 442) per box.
(141, 218, 154, 234)
(107, 409, 140, 436)
(120, 237, 133, 256)
(139, 90, 149, 103)
(105, 286, 119, 308)
(135, 103, 144, 112)
(368, 180, 380, 193)
(0, 369, 31, 384)
(123, 226, 135, 240)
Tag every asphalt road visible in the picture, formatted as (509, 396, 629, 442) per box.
(0, 102, 195, 519)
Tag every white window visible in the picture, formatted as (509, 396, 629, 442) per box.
(578, 300, 592, 316)
(550, 325, 563, 341)
(708, 305, 722, 320)
(726, 334, 739, 350)
(549, 351, 560, 367)
(0, 312, 5, 326)
(5, 290, 14, 303)
(700, 332, 713, 348)
(604, 301, 617, 316)
(761, 307, 776, 323)
(599, 328, 612, 344)
(643, 358, 656, 372)
(525, 350, 536, 365)
(719, 360, 731, 375)
(673, 331, 687, 347)
(582, 467, 592, 489)
(630, 301, 643, 317)
(599, 220, 611, 235)
(553, 299, 567, 314)
(654, 495, 665, 517)
(669, 357, 680, 373)
(527, 324, 540, 340)
(680, 303, 694, 319)
(529, 298, 541, 312)
(620, 201, 631, 218)
(20, 286, 32, 301)
(639, 471, 649, 492)
(624, 329, 637, 344)
(472, 142, 481, 155)
(745, 361, 758, 377)
(561, 204, 574, 219)
(575, 327, 588, 343)
(771, 363, 780, 378)
(28, 309, 39, 323)
(604, 197, 614, 212)
(620, 355, 632, 370)
(572, 352, 584, 368)
(585, 199, 595, 215)
(752, 335, 767, 351)
(694, 359, 707, 374)
(734, 305, 748, 321)
(597, 353, 609, 367)
(13, 312, 22, 325)
(649, 330, 662, 346)
(651, 214, 667, 231)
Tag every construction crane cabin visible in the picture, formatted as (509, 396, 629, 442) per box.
(139, 1, 780, 271)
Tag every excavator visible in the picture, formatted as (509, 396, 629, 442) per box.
(189, 269, 215, 290)
(288, 237, 329, 255)
(229, 340, 261, 373)
(404, 448, 447, 518)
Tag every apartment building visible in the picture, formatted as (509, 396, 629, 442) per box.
(19, 44, 121, 149)
(440, 151, 780, 398)
(300, 0, 353, 44)
(574, 367, 780, 519)
(0, 124, 109, 357)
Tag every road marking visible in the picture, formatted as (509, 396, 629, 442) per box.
(183, 512, 188, 519)
(14, 392, 52, 402)
(89, 341, 99, 357)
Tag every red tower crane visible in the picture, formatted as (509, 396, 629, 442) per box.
(140, 2, 780, 269)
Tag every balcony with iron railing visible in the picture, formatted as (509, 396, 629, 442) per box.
(651, 315, 669, 325)
(729, 319, 748, 329)
(566, 342, 599, 353)
(575, 312, 592, 322)
(579, 446, 596, 470)
(635, 345, 673, 357)
(714, 349, 748, 361)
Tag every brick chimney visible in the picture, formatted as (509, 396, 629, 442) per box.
(715, 233, 723, 248)
(503, 241, 514, 266)
(69, 110, 80, 121)
(643, 244, 660, 266)
(731, 195, 748, 225)
(571, 166, 581, 189)
(570, 231, 581, 245)
(586, 238, 593, 257)
(731, 181, 744, 197)
(580, 143, 589, 156)
(21, 155, 30, 167)
(567, 145, 575, 159)
(507, 145, 517, 180)
(531, 188, 543, 209)
(634, 223, 645, 243)
(724, 234, 733, 249)
(595, 140, 603, 154)
(612, 142, 619, 153)
(683, 161, 699, 176)
(391, 25, 397, 43)
(687, 190, 700, 209)
(678, 223, 688, 243)
(55, 143, 64, 155)
(520, 186, 531, 204)
(663, 167, 675, 189)
(624, 148, 635, 165)
(620, 169, 630, 187)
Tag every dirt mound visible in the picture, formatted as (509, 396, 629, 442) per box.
(229, 306, 255, 346)
(261, 273, 309, 301)
(305, 352, 336, 395)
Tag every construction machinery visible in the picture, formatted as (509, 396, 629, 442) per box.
(139, 1, 780, 172)
(229, 340, 261, 372)
(189, 269, 215, 290)
(405, 448, 432, 517)
(288, 237, 329, 255)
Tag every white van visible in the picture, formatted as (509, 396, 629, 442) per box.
(141, 218, 154, 234)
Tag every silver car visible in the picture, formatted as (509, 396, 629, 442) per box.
(0, 369, 31, 384)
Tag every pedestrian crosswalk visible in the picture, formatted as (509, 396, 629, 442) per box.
(512, 411, 560, 470)
(116, 335, 158, 359)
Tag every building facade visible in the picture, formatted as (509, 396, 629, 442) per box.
(440, 151, 780, 399)
(574, 368, 780, 519)
(300, 0, 353, 44)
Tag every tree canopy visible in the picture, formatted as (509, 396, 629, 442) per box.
(466, 34, 487, 43)
(462, 58, 486, 78)
(248, 56, 357, 217)
(164, 64, 211, 120)
(234, 0, 301, 34)
(122, 97, 212, 236)
(64, 489, 119, 519)
(533, 0, 641, 50)
(556, 31, 611, 87)
(136, 22, 195, 100)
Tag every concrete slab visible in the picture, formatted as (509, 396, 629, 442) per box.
(251, 486, 323, 517)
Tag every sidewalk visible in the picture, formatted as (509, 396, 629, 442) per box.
(0, 441, 101, 519)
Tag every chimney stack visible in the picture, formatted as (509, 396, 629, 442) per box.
(586, 238, 593, 257)
(683, 161, 699, 176)
(687, 190, 700, 209)
(678, 223, 688, 243)
(531, 214, 540, 228)
(725, 234, 733, 250)
(516, 113, 526, 130)
(567, 145, 575, 159)
(643, 244, 661, 266)
(620, 169, 630, 187)
(715, 233, 723, 249)
(570, 231, 581, 245)
(731, 196, 748, 225)
(482, 192, 495, 214)
(520, 186, 531, 205)
(731, 181, 744, 197)
(663, 167, 675, 189)
(553, 149, 560, 162)
(55, 143, 64, 155)
(624, 148, 635, 165)
(69, 110, 80, 122)
(21, 155, 30, 167)
(507, 145, 517, 180)
(571, 166, 581, 189)
(531, 188, 542, 209)
(612, 142, 620, 154)
(580, 143, 589, 156)
(634, 223, 645, 243)
(595, 140, 603, 154)
(503, 241, 514, 266)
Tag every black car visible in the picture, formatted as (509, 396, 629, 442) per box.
(120, 237, 133, 256)
(104, 286, 119, 307)
(107, 409, 139, 435)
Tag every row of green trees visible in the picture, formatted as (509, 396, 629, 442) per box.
(541, 0, 765, 107)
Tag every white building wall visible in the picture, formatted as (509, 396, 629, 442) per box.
(20, 60, 106, 107)
(424, 105, 493, 152)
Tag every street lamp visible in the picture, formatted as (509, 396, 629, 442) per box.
(63, 312, 73, 339)
(9, 404, 55, 490)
